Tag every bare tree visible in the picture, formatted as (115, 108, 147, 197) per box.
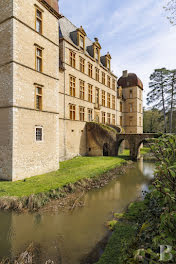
(164, 0, 176, 25)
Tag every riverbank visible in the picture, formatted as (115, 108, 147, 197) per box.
(95, 135, 176, 264)
(0, 155, 131, 212)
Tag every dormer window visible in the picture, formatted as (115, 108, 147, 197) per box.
(80, 35, 84, 50)
(95, 48, 99, 62)
(77, 26, 87, 51)
(105, 52, 111, 71)
(93, 38, 101, 63)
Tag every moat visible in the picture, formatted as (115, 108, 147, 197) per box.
(0, 160, 155, 264)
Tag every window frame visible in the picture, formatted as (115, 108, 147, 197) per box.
(102, 111, 106, 124)
(107, 113, 111, 124)
(88, 84, 93, 103)
(107, 76, 111, 88)
(102, 90, 106, 107)
(79, 80, 85, 100)
(79, 106, 85, 121)
(112, 79, 116, 90)
(107, 93, 111, 108)
(95, 67, 99, 81)
(88, 62, 93, 78)
(112, 95, 115, 110)
(69, 75, 76, 97)
(88, 108, 93, 122)
(35, 126, 43, 142)
(79, 56, 85, 73)
(35, 86, 43, 111)
(35, 46, 43, 72)
(70, 50, 76, 68)
(102, 72, 105, 85)
(69, 104, 76, 120)
(35, 7, 43, 34)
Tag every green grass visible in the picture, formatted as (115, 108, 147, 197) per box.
(0, 156, 128, 198)
(96, 222, 137, 264)
(140, 147, 150, 155)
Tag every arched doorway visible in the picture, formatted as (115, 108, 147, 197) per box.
(103, 143, 109, 156)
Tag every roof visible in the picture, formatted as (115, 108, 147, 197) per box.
(43, 0, 59, 14)
(59, 17, 117, 77)
(118, 73, 143, 90)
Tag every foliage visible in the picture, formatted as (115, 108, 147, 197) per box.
(0, 156, 128, 197)
(143, 108, 165, 133)
(127, 135, 176, 263)
(146, 68, 176, 133)
(96, 222, 138, 264)
(164, 0, 176, 25)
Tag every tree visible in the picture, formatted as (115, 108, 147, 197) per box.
(143, 108, 164, 133)
(147, 68, 169, 133)
(164, 0, 176, 25)
(165, 70, 176, 133)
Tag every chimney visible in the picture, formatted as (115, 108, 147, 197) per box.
(123, 70, 128, 78)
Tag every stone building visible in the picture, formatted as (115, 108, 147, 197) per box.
(0, 0, 143, 181)
(0, 0, 60, 181)
(59, 17, 121, 161)
(118, 71, 143, 134)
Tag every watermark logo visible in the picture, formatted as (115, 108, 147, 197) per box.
(160, 245, 173, 262)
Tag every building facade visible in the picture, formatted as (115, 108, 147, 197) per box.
(0, 0, 60, 181)
(59, 17, 122, 160)
(0, 1, 143, 181)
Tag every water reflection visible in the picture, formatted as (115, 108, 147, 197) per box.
(0, 160, 155, 264)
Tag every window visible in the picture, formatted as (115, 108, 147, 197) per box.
(88, 109, 93, 122)
(36, 8, 42, 34)
(107, 59, 110, 70)
(102, 90, 106, 107)
(95, 48, 99, 62)
(70, 104, 76, 120)
(139, 103, 142, 113)
(107, 113, 111, 124)
(112, 95, 115, 110)
(129, 116, 133, 126)
(139, 89, 142, 100)
(70, 51, 76, 68)
(129, 103, 133, 113)
(120, 116, 122, 126)
(80, 35, 84, 50)
(88, 84, 93, 103)
(139, 117, 142, 127)
(107, 76, 111, 88)
(95, 88, 99, 104)
(79, 106, 85, 121)
(80, 57, 85, 73)
(36, 127, 42, 141)
(102, 112, 106, 124)
(102, 72, 105, 85)
(112, 79, 116, 90)
(120, 102, 122, 112)
(88, 63, 93, 78)
(80, 80, 85, 100)
(95, 67, 99, 81)
(35, 86, 42, 110)
(36, 47, 43, 72)
(70, 76, 76, 96)
(107, 93, 111, 108)
(112, 114, 115, 125)
(129, 89, 133, 98)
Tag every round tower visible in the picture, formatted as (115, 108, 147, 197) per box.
(118, 71, 143, 134)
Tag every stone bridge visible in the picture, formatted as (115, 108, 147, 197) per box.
(86, 122, 160, 160)
(116, 133, 160, 160)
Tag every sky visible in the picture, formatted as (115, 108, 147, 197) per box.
(59, 0, 176, 106)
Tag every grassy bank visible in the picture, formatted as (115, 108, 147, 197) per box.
(0, 156, 128, 198)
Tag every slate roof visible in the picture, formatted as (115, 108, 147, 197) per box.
(59, 16, 117, 76)
(118, 73, 143, 90)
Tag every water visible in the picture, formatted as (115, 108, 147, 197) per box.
(0, 160, 155, 264)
